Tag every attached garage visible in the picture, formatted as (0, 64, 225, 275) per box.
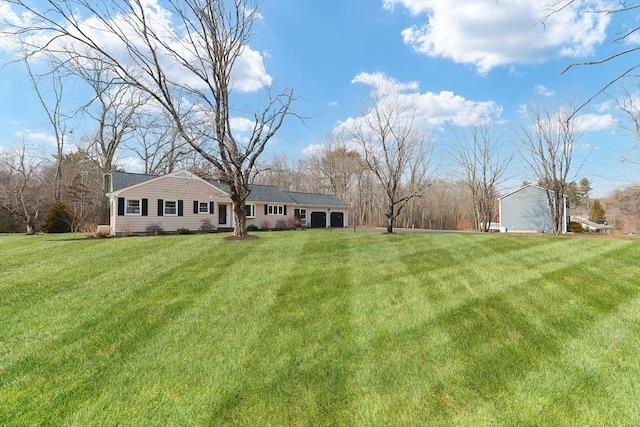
(285, 191, 349, 229)
(310, 211, 327, 228)
(330, 212, 344, 228)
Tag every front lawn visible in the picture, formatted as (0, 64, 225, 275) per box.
(1, 231, 639, 425)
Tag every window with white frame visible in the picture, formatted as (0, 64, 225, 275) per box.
(267, 205, 284, 215)
(294, 208, 307, 226)
(299, 208, 307, 225)
(245, 204, 255, 218)
(199, 202, 209, 214)
(164, 200, 177, 216)
(126, 199, 141, 215)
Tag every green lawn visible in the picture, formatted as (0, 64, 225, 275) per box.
(1, 230, 639, 426)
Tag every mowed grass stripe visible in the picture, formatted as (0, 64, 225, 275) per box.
(46, 231, 311, 426)
(497, 294, 640, 426)
(207, 232, 356, 425)
(1, 231, 639, 426)
(1, 234, 243, 425)
(347, 234, 640, 425)
(1, 235, 223, 351)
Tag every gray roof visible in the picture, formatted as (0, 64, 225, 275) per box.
(209, 181, 297, 204)
(110, 171, 347, 207)
(110, 171, 156, 192)
(285, 191, 347, 207)
(572, 216, 611, 230)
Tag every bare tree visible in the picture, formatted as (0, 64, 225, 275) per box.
(125, 111, 190, 175)
(4, 0, 294, 237)
(518, 102, 583, 235)
(451, 123, 513, 231)
(307, 137, 365, 200)
(82, 64, 144, 224)
(256, 153, 298, 191)
(614, 81, 640, 166)
(604, 183, 640, 232)
(347, 92, 432, 233)
(542, 1, 640, 117)
(0, 144, 47, 234)
(23, 59, 69, 201)
(60, 150, 103, 231)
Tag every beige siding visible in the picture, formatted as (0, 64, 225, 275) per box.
(245, 203, 294, 229)
(112, 176, 228, 234)
(244, 203, 348, 229)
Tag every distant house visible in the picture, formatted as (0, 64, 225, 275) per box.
(571, 216, 612, 234)
(105, 170, 348, 235)
(498, 184, 569, 233)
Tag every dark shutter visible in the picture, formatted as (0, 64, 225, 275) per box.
(284, 205, 287, 216)
(264, 205, 268, 215)
(157, 199, 164, 216)
(117, 197, 125, 216)
(178, 200, 183, 216)
(193, 201, 199, 214)
(142, 198, 148, 216)
(209, 201, 215, 214)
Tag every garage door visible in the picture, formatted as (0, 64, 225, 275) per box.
(310, 212, 326, 228)
(330, 212, 344, 228)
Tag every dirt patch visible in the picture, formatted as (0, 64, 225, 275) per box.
(224, 234, 259, 242)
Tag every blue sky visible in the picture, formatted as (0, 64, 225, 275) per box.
(1, 0, 639, 197)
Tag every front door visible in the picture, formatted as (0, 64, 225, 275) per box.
(218, 204, 227, 226)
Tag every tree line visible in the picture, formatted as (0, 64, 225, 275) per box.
(1, 0, 638, 235)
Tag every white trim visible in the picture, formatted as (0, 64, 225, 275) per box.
(164, 200, 178, 216)
(125, 198, 141, 216)
(267, 205, 285, 215)
(295, 208, 307, 226)
(245, 203, 255, 218)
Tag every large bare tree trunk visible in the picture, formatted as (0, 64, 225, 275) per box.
(6, 0, 294, 238)
(346, 91, 431, 233)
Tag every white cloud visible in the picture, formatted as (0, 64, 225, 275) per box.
(0, 0, 272, 93)
(14, 129, 57, 146)
(340, 71, 502, 135)
(351, 71, 418, 96)
(232, 48, 273, 91)
(0, 0, 27, 51)
(575, 113, 617, 132)
(595, 99, 614, 113)
(384, 0, 610, 74)
(535, 84, 556, 97)
(302, 143, 325, 156)
(115, 156, 145, 173)
(229, 117, 256, 133)
(518, 104, 617, 134)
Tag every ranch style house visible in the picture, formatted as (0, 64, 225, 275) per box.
(106, 170, 349, 236)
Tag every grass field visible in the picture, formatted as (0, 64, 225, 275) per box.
(1, 230, 639, 426)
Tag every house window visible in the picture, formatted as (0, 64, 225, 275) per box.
(164, 200, 177, 216)
(126, 199, 141, 215)
(267, 205, 285, 215)
(298, 208, 307, 226)
(245, 204, 255, 218)
(193, 201, 214, 215)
